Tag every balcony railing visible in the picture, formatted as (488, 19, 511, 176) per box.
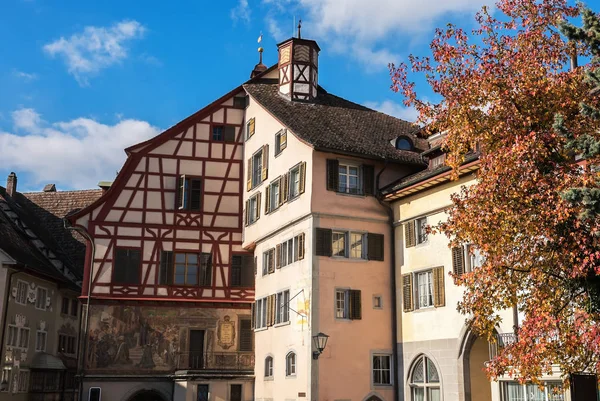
(489, 332, 518, 360)
(176, 351, 254, 371)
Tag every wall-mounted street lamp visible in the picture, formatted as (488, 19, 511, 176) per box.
(312, 332, 329, 360)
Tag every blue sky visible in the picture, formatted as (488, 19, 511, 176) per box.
(1, 0, 579, 191)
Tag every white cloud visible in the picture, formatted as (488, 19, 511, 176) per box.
(364, 100, 418, 122)
(0, 108, 160, 189)
(13, 71, 38, 82)
(231, 0, 251, 23)
(266, 15, 286, 41)
(263, 0, 491, 69)
(43, 20, 146, 85)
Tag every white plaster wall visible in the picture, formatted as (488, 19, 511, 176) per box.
(253, 217, 314, 401)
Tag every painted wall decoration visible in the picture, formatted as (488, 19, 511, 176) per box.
(85, 305, 251, 373)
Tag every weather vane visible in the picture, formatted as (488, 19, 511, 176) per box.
(297, 19, 302, 39)
(257, 31, 264, 64)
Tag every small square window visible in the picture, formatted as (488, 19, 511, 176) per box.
(373, 295, 383, 309)
(335, 289, 349, 319)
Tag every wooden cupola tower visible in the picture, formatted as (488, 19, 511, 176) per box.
(277, 20, 320, 101)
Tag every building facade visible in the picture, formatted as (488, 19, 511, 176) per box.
(70, 85, 258, 401)
(383, 138, 568, 401)
(0, 174, 100, 401)
(242, 36, 427, 401)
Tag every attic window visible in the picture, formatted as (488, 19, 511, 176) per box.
(395, 137, 413, 151)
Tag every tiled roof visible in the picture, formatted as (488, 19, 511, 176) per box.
(244, 81, 428, 165)
(19, 189, 103, 275)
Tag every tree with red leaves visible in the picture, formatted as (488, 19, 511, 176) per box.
(391, 0, 600, 384)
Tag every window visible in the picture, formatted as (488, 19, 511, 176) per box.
(252, 149, 263, 188)
(246, 117, 255, 140)
(402, 267, 445, 312)
(239, 319, 253, 351)
(430, 154, 445, 168)
(335, 289, 362, 320)
(31, 371, 61, 392)
(71, 299, 78, 317)
(452, 244, 485, 276)
(231, 255, 254, 287)
(267, 178, 281, 213)
(35, 287, 47, 310)
(373, 295, 383, 309)
(275, 290, 290, 324)
(410, 355, 440, 400)
(35, 330, 47, 352)
(15, 281, 27, 305)
(173, 252, 212, 286)
(58, 334, 76, 354)
(264, 356, 274, 377)
(373, 354, 393, 385)
(6, 325, 17, 347)
(230, 384, 242, 401)
(178, 176, 202, 211)
(278, 234, 304, 268)
(113, 248, 141, 285)
(1, 368, 10, 392)
(233, 96, 248, 109)
(18, 327, 29, 349)
(500, 381, 564, 401)
(275, 129, 287, 155)
(395, 137, 413, 150)
(315, 228, 384, 261)
(15, 370, 28, 393)
(255, 297, 268, 329)
(405, 217, 428, 247)
(212, 125, 236, 142)
(289, 164, 301, 199)
(245, 192, 261, 225)
(262, 248, 275, 276)
(89, 387, 102, 401)
(61, 297, 69, 314)
(417, 271, 434, 308)
(326, 159, 375, 196)
(339, 164, 361, 194)
(286, 352, 296, 376)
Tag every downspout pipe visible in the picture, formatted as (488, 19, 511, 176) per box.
(64, 219, 95, 401)
(376, 161, 400, 401)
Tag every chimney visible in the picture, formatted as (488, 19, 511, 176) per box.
(43, 184, 56, 192)
(6, 172, 17, 197)
(98, 181, 113, 194)
(277, 20, 320, 101)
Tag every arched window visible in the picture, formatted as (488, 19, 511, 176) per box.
(409, 355, 440, 401)
(286, 352, 296, 376)
(395, 137, 413, 150)
(264, 356, 273, 378)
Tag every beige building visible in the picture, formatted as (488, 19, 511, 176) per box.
(241, 34, 427, 401)
(382, 136, 568, 401)
(0, 173, 101, 400)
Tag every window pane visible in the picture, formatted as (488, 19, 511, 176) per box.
(412, 358, 424, 383)
(428, 388, 441, 401)
(546, 383, 564, 401)
(332, 232, 346, 257)
(350, 233, 363, 258)
(427, 358, 440, 383)
(187, 254, 198, 265)
(176, 253, 186, 263)
(413, 388, 425, 401)
(525, 384, 545, 401)
(336, 290, 347, 318)
(502, 382, 524, 401)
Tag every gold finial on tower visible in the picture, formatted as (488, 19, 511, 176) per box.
(297, 19, 302, 39)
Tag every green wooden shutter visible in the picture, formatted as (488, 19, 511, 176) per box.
(452, 246, 465, 277)
(326, 159, 339, 191)
(315, 228, 333, 256)
(349, 290, 362, 320)
(363, 165, 375, 196)
(367, 233, 384, 261)
(402, 274, 413, 312)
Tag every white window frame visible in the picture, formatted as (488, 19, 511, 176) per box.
(248, 193, 259, 225)
(18, 327, 30, 349)
(416, 217, 428, 245)
(35, 287, 47, 311)
(338, 163, 362, 194)
(35, 329, 47, 352)
(332, 231, 347, 258)
(285, 352, 296, 377)
(15, 369, 28, 393)
(255, 297, 268, 330)
(349, 232, 366, 259)
(372, 354, 393, 386)
(416, 270, 434, 309)
(500, 380, 565, 401)
(252, 149, 263, 188)
(335, 289, 350, 319)
(409, 355, 441, 400)
(6, 325, 18, 347)
(1, 368, 10, 392)
(275, 290, 290, 324)
(465, 244, 484, 273)
(289, 164, 301, 199)
(269, 179, 280, 212)
(15, 281, 28, 305)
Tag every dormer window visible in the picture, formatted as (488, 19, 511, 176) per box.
(395, 137, 413, 151)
